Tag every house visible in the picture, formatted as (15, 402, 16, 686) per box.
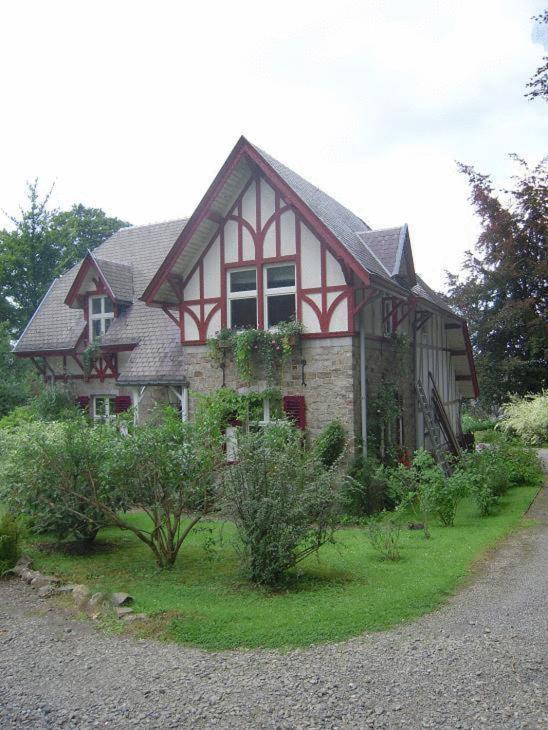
(14, 136, 478, 458)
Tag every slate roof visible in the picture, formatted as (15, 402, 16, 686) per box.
(15, 219, 190, 385)
(93, 255, 134, 303)
(412, 275, 458, 317)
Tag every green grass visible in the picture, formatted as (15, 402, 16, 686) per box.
(23, 487, 537, 651)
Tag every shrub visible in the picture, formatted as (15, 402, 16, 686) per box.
(0, 512, 21, 576)
(222, 422, 342, 586)
(31, 383, 80, 421)
(344, 455, 390, 515)
(385, 450, 468, 531)
(0, 418, 122, 543)
(0, 405, 35, 430)
(314, 421, 346, 469)
(461, 412, 497, 434)
(367, 514, 401, 560)
(500, 391, 548, 446)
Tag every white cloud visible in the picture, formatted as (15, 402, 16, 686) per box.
(0, 0, 545, 289)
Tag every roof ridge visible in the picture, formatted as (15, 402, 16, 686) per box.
(124, 217, 188, 231)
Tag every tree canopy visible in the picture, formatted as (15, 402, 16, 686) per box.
(446, 157, 547, 406)
(0, 181, 129, 335)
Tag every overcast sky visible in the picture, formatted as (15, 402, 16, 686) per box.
(0, 0, 546, 290)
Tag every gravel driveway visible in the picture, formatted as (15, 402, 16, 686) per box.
(1, 465, 546, 728)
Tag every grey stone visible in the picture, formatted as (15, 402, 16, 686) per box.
(72, 584, 91, 608)
(110, 592, 133, 607)
(115, 607, 134, 619)
(85, 592, 108, 617)
(122, 612, 147, 624)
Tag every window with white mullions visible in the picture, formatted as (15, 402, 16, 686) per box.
(92, 395, 116, 421)
(89, 295, 114, 339)
(264, 264, 296, 328)
(228, 268, 257, 329)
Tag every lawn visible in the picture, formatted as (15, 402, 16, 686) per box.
(24, 486, 537, 651)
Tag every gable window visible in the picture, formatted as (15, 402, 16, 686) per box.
(265, 264, 296, 328)
(89, 295, 114, 339)
(228, 268, 257, 329)
(92, 395, 116, 421)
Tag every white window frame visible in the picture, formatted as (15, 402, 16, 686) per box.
(263, 263, 296, 330)
(89, 295, 114, 339)
(92, 394, 116, 421)
(227, 267, 258, 330)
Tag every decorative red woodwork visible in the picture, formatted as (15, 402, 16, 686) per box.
(174, 172, 355, 345)
(142, 136, 369, 308)
(283, 395, 306, 430)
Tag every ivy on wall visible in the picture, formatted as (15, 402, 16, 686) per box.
(208, 320, 303, 385)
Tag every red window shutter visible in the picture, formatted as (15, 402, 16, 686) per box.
(113, 395, 132, 414)
(76, 396, 90, 410)
(283, 395, 306, 430)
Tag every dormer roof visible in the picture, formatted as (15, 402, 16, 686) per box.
(65, 250, 134, 308)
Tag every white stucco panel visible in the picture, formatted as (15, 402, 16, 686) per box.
(263, 223, 276, 258)
(203, 236, 221, 297)
(183, 307, 200, 341)
(206, 308, 222, 338)
(300, 223, 322, 288)
(260, 178, 276, 230)
(329, 297, 348, 332)
(184, 269, 200, 301)
(325, 249, 346, 286)
(241, 183, 256, 230)
(280, 209, 296, 255)
(242, 227, 255, 260)
(224, 219, 238, 263)
(301, 300, 321, 333)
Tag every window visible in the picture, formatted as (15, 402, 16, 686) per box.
(89, 295, 114, 339)
(92, 395, 116, 421)
(228, 268, 257, 329)
(264, 264, 296, 328)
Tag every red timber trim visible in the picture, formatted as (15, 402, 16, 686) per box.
(65, 252, 117, 308)
(142, 136, 370, 307)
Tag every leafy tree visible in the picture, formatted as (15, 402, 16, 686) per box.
(0, 181, 129, 334)
(526, 11, 548, 101)
(0, 322, 36, 417)
(446, 157, 547, 406)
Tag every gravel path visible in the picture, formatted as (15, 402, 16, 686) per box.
(1, 464, 547, 728)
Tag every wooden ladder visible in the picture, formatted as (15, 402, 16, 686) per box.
(416, 379, 451, 475)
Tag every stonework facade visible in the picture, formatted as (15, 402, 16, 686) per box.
(182, 336, 359, 444)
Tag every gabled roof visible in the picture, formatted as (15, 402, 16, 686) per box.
(65, 251, 134, 308)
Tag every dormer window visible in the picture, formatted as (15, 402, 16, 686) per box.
(89, 295, 114, 339)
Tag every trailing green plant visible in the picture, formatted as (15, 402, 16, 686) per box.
(0, 512, 21, 576)
(366, 513, 401, 561)
(314, 420, 346, 469)
(82, 340, 101, 376)
(222, 421, 342, 586)
(499, 391, 548, 446)
(208, 320, 303, 384)
(193, 387, 283, 435)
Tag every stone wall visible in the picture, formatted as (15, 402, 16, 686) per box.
(182, 336, 359, 445)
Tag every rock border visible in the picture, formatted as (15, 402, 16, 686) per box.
(10, 555, 146, 624)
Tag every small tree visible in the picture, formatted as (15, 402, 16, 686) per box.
(222, 423, 342, 586)
(105, 411, 222, 568)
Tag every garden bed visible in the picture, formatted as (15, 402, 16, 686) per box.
(23, 486, 537, 651)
